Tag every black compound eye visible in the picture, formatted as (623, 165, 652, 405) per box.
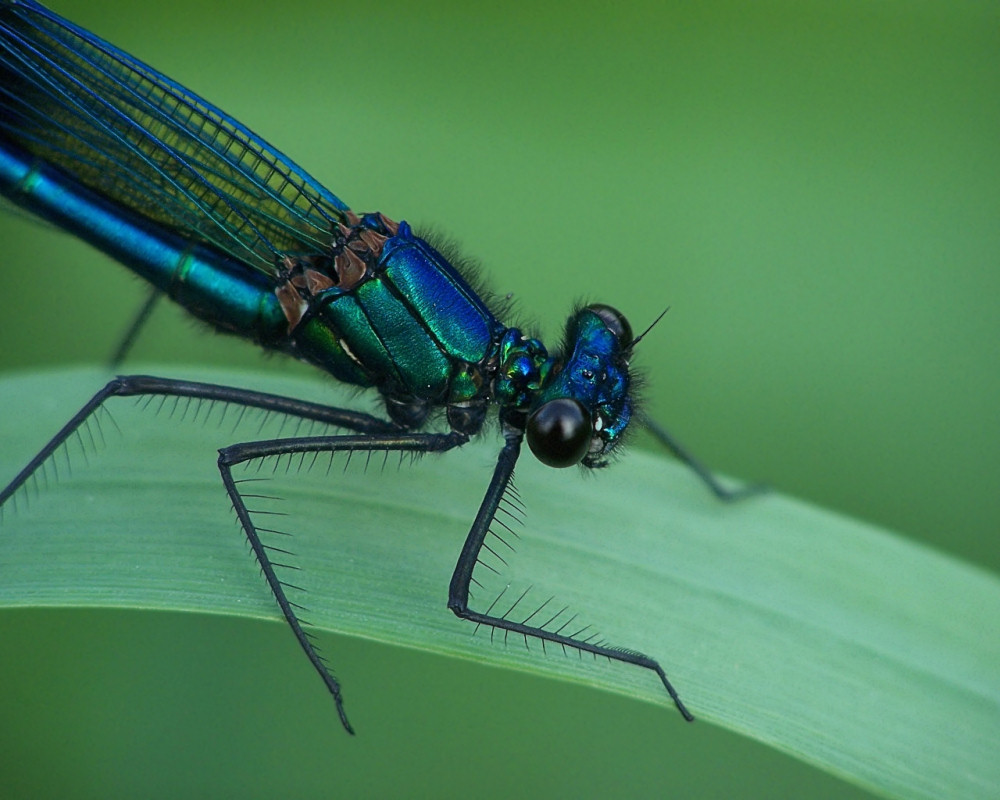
(586, 304, 633, 345)
(526, 398, 593, 468)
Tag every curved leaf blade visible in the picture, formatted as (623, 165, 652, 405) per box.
(1, 366, 997, 799)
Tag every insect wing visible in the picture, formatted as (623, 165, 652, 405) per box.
(0, 0, 351, 273)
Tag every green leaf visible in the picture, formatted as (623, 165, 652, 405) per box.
(2, 366, 998, 799)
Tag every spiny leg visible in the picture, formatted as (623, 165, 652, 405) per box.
(0, 374, 402, 511)
(218, 430, 470, 735)
(644, 418, 767, 502)
(447, 432, 694, 722)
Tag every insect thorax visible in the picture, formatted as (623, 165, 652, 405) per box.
(275, 212, 554, 434)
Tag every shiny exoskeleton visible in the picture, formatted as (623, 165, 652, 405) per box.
(275, 210, 635, 467)
(0, 0, 756, 734)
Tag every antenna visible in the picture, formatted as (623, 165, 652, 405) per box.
(629, 306, 670, 349)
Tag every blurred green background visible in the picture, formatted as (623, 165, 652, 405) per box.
(0, 0, 996, 797)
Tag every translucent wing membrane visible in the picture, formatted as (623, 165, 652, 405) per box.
(0, 0, 351, 272)
(0, 0, 737, 734)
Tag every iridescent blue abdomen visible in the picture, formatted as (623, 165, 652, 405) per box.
(0, 139, 289, 347)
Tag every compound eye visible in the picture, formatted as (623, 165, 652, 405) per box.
(526, 398, 593, 468)
(586, 304, 633, 345)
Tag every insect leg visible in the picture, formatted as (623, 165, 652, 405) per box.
(219, 430, 469, 735)
(644, 418, 766, 501)
(109, 289, 161, 367)
(447, 432, 694, 722)
(0, 374, 400, 509)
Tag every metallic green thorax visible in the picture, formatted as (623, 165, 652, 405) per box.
(0, 1, 705, 734)
(279, 213, 554, 433)
(0, 0, 637, 464)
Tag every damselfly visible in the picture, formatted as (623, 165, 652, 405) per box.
(0, 0, 757, 733)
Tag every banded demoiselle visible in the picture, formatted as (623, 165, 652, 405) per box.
(0, 0, 758, 733)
